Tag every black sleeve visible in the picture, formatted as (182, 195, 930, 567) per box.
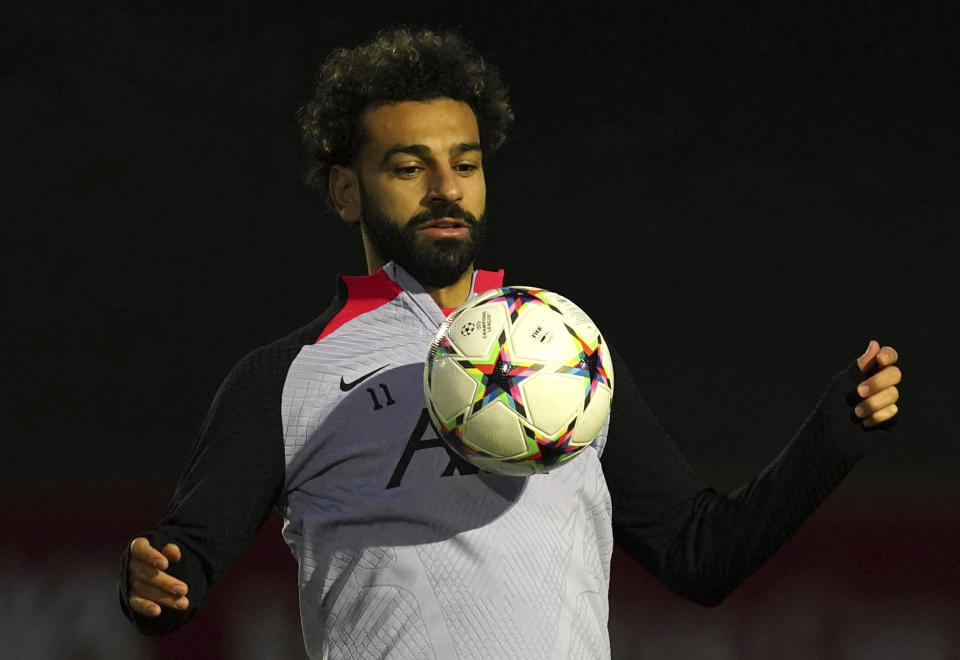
(118, 293, 345, 634)
(118, 344, 289, 634)
(601, 347, 891, 605)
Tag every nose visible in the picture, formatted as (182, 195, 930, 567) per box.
(426, 166, 463, 205)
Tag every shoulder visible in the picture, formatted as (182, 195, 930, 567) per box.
(217, 291, 348, 402)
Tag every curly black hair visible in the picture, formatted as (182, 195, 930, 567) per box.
(299, 28, 513, 197)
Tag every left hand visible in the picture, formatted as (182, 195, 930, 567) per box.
(854, 340, 901, 427)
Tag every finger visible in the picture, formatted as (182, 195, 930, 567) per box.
(856, 340, 880, 373)
(128, 595, 163, 617)
(854, 386, 899, 418)
(876, 345, 899, 367)
(130, 578, 190, 610)
(857, 365, 903, 398)
(129, 559, 189, 596)
(160, 543, 182, 563)
(130, 537, 169, 570)
(863, 403, 898, 427)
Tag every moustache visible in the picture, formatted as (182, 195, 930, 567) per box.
(407, 203, 480, 229)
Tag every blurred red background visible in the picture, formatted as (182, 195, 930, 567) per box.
(5, 483, 957, 659)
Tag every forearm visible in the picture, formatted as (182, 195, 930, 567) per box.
(118, 345, 288, 633)
(605, 357, 890, 604)
(118, 460, 283, 634)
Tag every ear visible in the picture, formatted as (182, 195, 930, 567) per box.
(328, 165, 362, 224)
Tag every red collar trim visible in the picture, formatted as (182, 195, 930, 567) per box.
(474, 268, 504, 293)
(315, 268, 504, 342)
(314, 269, 403, 342)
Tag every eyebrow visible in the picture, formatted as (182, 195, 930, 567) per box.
(381, 142, 482, 163)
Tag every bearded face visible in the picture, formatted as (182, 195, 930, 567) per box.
(359, 187, 486, 288)
(329, 99, 489, 288)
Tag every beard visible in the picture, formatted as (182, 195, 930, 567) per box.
(359, 190, 486, 288)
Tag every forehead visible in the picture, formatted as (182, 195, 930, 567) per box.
(359, 98, 480, 157)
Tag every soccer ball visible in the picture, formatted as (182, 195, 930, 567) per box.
(423, 286, 614, 476)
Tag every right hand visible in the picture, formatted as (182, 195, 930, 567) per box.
(127, 537, 190, 617)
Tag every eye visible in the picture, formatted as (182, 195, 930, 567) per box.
(453, 163, 479, 174)
(394, 165, 424, 178)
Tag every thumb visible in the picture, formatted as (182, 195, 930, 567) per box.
(856, 339, 880, 374)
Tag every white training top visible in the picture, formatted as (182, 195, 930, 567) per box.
(280, 263, 613, 660)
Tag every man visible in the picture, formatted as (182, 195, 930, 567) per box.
(120, 29, 902, 658)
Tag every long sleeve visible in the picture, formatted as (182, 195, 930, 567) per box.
(118, 292, 346, 634)
(117, 344, 290, 634)
(601, 349, 890, 605)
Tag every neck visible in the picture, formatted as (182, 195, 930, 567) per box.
(364, 247, 475, 309)
(425, 266, 475, 309)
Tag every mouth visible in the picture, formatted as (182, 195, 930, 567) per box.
(419, 217, 469, 230)
(418, 217, 471, 239)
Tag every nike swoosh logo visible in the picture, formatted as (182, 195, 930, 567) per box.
(340, 364, 390, 391)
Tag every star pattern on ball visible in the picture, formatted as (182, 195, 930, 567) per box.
(556, 327, 611, 405)
(519, 425, 574, 467)
(425, 285, 614, 474)
(456, 330, 542, 417)
(484, 287, 560, 322)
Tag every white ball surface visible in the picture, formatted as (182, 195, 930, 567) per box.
(424, 286, 614, 476)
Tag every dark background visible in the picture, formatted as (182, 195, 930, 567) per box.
(3, 2, 958, 658)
